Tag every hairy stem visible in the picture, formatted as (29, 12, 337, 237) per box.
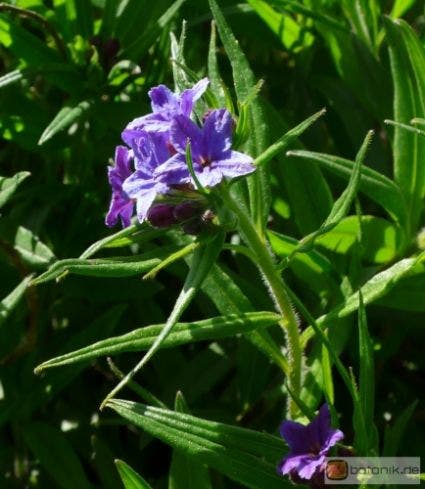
(220, 186, 303, 418)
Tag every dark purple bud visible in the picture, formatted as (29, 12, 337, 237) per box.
(173, 201, 201, 221)
(182, 218, 203, 236)
(148, 204, 177, 228)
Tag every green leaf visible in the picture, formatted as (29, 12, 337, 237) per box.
(383, 401, 418, 456)
(340, 0, 378, 51)
(23, 422, 93, 489)
(301, 252, 425, 345)
(358, 291, 378, 453)
(209, 0, 270, 234)
(115, 459, 153, 489)
(384, 17, 425, 234)
(14, 226, 56, 267)
(107, 400, 289, 489)
(207, 21, 226, 106)
(316, 216, 402, 264)
(35, 312, 280, 372)
(377, 262, 425, 311)
(324, 130, 372, 226)
(270, 0, 347, 33)
(247, 0, 312, 50)
(385, 119, 425, 139)
(169, 392, 212, 489)
(287, 149, 406, 223)
(0, 275, 32, 330)
(38, 100, 92, 145)
(390, 0, 416, 19)
(0, 15, 60, 66)
(282, 130, 372, 259)
(31, 245, 181, 284)
(0, 171, 30, 209)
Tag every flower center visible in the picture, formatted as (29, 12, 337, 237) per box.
(166, 142, 177, 155)
(200, 156, 211, 167)
(310, 442, 322, 455)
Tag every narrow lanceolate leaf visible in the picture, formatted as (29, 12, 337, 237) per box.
(38, 100, 92, 145)
(384, 17, 425, 234)
(301, 252, 425, 345)
(287, 150, 406, 223)
(385, 119, 425, 139)
(207, 21, 226, 106)
(253, 109, 326, 168)
(35, 312, 280, 373)
(0, 275, 32, 330)
(283, 130, 372, 262)
(31, 246, 181, 285)
(107, 400, 289, 489)
(323, 130, 372, 226)
(0, 69, 23, 89)
(115, 460, 153, 489)
(169, 393, 212, 489)
(0, 171, 30, 209)
(100, 232, 225, 408)
(358, 291, 378, 453)
(209, 0, 270, 234)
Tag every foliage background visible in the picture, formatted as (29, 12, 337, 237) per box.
(0, 0, 424, 487)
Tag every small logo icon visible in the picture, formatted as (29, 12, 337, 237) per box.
(326, 460, 349, 481)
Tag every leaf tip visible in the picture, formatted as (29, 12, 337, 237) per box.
(33, 365, 43, 375)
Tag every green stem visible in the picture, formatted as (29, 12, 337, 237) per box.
(220, 187, 303, 418)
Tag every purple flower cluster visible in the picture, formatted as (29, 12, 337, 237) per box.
(105, 78, 255, 229)
(278, 404, 344, 486)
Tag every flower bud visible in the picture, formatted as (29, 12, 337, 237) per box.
(173, 201, 201, 221)
(148, 204, 176, 228)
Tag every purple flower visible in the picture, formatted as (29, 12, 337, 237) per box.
(122, 78, 209, 146)
(105, 146, 134, 228)
(154, 109, 255, 188)
(278, 404, 344, 481)
(122, 132, 170, 222)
